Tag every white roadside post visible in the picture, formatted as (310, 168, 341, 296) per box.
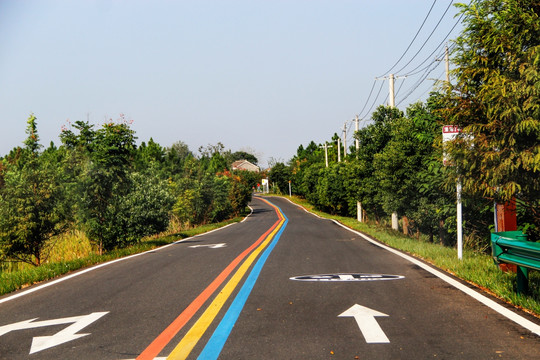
(456, 179, 463, 260)
(288, 180, 292, 197)
(443, 125, 463, 260)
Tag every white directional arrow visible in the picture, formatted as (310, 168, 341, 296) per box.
(0, 312, 108, 354)
(189, 243, 227, 249)
(338, 304, 390, 343)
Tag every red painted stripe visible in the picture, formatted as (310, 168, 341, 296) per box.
(137, 199, 281, 360)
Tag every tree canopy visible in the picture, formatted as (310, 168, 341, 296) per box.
(442, 0, 540, 205)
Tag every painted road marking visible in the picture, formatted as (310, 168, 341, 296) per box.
(290, 273, 404, 282)
(281, 196, 540, 337)
(136, 198, 285, 360)
(0, 312, 108, 354)
(189, 243, 227, 249)
(339, 304, 390, 344)
(196, 200, 288, 360)
(166, 198, 287, 360)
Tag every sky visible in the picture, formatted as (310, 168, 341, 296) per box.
(0, 0, 467, 167)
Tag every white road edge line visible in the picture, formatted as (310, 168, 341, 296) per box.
(241, 205, 254, 223)
(279, 196, 540, 337)
(0, 208, 257, 305)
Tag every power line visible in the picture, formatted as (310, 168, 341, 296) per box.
(377, 0, 438, 78)
(396, 60, 442, 106)
(400, 18, 461, 77)
(361, 79, 386, 120)
(397, 63, 439, 106)
(357, 79, 377, 119)
(381, 11, 464, 108)
(392, 14, 463, 106)
(393, 0, 455, 75)
(394, 77, 407, 101)
(414, 68, 447, 101)
(355, 1, 464, 132)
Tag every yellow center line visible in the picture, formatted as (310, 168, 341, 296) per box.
(166, 208, 285, 360)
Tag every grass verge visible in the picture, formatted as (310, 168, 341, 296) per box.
(0, 217, 243, 297)
(276, 194, 540, 317)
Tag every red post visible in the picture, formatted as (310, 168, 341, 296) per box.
(497, 198, 518, 272)
(496, 199, 517, 232)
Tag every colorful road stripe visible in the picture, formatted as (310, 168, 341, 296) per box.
(166, 198, 287, 359)
(197, 200, 288, 359)
(136, 197, 287, 360)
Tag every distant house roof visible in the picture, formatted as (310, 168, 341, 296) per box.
(231, 160, 260, 172)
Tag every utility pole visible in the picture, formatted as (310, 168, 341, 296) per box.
(354, 115, 363, 222)
(389, 73, 399, 231)
(445, 44, 450, 84)
(321, 143, 332, 168)
(337, 138, 341, 163)
(389, 73, 395, 107)
(355, 115, 363, 222)
(343, 121, 348, 158)
(355, 115, 359, 155)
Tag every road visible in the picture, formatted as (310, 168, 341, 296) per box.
(0, 195, 539, 359)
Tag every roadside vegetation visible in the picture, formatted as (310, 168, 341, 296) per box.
(0, 115, 262, 295)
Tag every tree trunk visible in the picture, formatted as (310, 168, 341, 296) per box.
(402, 216, 409, 236)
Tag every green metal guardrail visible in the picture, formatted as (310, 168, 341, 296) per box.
(491, 231, 540, 294)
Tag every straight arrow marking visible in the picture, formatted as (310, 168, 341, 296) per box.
(338, 304, 390, 344)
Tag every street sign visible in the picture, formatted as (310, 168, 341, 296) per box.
(442, 125, 467, 260)
(442, 125, 461, 166)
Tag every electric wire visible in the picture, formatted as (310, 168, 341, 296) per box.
(400, 19, 461, 77)
(397, 62, 439, 105)
(393, 0, 455, 75)
(413, 68, 447, 101)
(360, 78, 386, 120)
(394, 77, 407, 100)
(357, 79, 378, 119)
(377, 0, 438, 78)
(359, 2, 460, 122)
(402, 42, 450, 78)
(352, 1, 464, 140)
(396, 60, 442, 107)
(364, 79, 386, 119)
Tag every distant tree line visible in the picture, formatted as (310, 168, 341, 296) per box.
(0, 115, 261, 266)
(269, 0, 539, 250)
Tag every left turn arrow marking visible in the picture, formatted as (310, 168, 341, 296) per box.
(0, 312, 109, 354)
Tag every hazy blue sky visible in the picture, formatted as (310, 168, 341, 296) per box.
(0, 0, 466, 167)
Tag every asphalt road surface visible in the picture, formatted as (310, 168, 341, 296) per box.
(0, 195, 539, 359)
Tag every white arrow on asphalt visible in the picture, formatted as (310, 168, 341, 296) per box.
(0, 312, 108, 354)
(338, 304, 390, 343)
(189, 243, 227, 249)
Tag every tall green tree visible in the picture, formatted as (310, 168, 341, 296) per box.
(61, 119, 137, 253)
(442, 0, 540, 233)
(355, 105, 403, 222)
(0, 115, 66, 265)
(268, 162, 291, 194)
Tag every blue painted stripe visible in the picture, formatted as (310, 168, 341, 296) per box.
(197, 203, 288, 360)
